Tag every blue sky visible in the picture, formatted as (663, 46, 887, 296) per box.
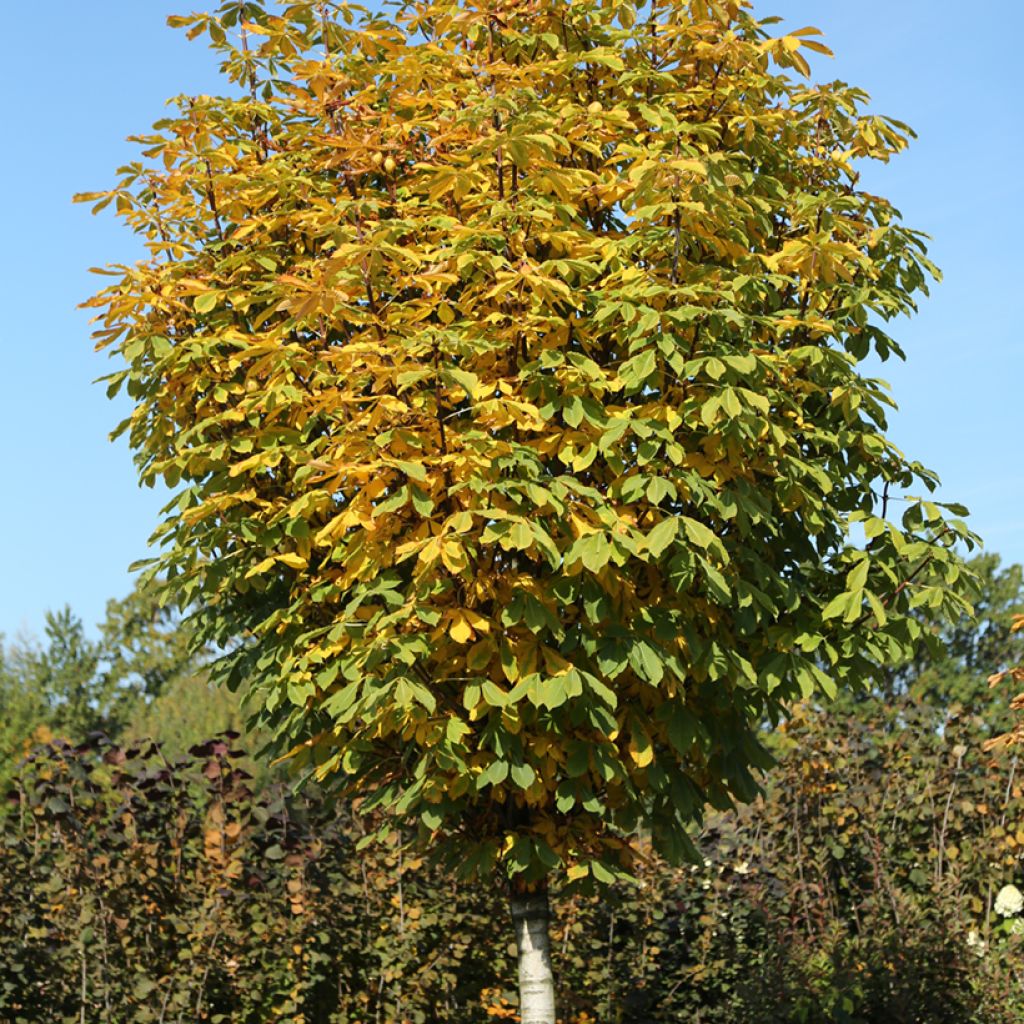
(1, 1, 1020, 640)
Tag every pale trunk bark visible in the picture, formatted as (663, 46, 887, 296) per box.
(510, 886, 556, 1024)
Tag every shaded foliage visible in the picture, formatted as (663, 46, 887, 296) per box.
(3, 693, 1022, 1023)
(1, 735, 510, 1024)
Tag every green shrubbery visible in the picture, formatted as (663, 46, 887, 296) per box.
(3, 691, 1022, 1023)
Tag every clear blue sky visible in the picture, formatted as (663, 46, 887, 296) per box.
(1, 1, 1020, 641)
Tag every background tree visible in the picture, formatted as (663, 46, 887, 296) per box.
(79, 0, 976, 1018)
(0, 577, 264, 792)
(100, 576, 271, 769)
(0, 643, 49, 792)
(0, 609, 116, 775)
(100, 575, 209, 702)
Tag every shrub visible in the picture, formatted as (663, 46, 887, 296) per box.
(3, 701, 1022, 1023)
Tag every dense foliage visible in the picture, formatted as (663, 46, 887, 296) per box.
(79, 0, 977, 886)
(4, 677, 1023, 1023)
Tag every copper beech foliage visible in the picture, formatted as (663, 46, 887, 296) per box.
(4, 715, 1024, 1023)
(985, 615, 1024, 754)
(80, 0, 977, 882)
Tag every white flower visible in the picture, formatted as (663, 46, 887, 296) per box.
(966, 930, 987, 957)
(995, 884, 1024, 917)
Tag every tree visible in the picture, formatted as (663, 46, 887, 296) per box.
(79, 1, 977, 1018)
(99, 573, 210, 703)
(0, 577, 251, 794)
(100, 576, 273, 772)
(0, 643, 47, 792)
(1, 609, 111, 735)
(0, 608, 121, 792)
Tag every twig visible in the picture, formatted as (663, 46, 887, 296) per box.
(935, 746, 963, 884)
(854, 526, 952, 629)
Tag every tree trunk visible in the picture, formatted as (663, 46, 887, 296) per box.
(510, 882, 556, 1024)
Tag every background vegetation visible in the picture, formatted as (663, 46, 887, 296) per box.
(2, 553, 1022, 1022)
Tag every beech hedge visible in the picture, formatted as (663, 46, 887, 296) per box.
(2, 697, 1022, 1023)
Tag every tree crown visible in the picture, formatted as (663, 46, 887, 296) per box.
(80, 0, 976, 883)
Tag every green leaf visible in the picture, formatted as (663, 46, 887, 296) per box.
(421, 806, 443, 830)
(476, 759, 509, 789)
(846, 558, 870, 592)
(645, 517, 678, 558)
(482, 681, 508, 707)
(663, 704, 697, 755)
(843, 590, 865, 624)
(628, 640, 665, 686)
(510, 762, 536, 789)
(446, 717, 470, 745)
(538, 676, 569, 709)
(579, 533, 612, 573)
(563, 395, 585, 428)
(865, 590, 888, 626)
(822, 591, 855, 621)
(410, 486, 434, 516)
(619, 349, 656, 388)
(680, 517, 717, 550)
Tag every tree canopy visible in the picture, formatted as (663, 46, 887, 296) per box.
(80, 0, 976, 886)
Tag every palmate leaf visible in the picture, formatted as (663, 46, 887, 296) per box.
(80, 0, 978, 884)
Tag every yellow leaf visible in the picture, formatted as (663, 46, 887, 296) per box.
(417, 536, 443, 566)
(245, 556, 278, 579)
(441, 537, 469, 573)
(449, 612, 475, 644)
(462, 609, 491, 633)
(629, 729, 654, 768)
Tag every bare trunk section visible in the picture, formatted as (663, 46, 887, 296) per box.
(510, 884, 556, 1024)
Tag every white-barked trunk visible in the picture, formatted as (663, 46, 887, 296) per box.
(510, 887, 556, 1024)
